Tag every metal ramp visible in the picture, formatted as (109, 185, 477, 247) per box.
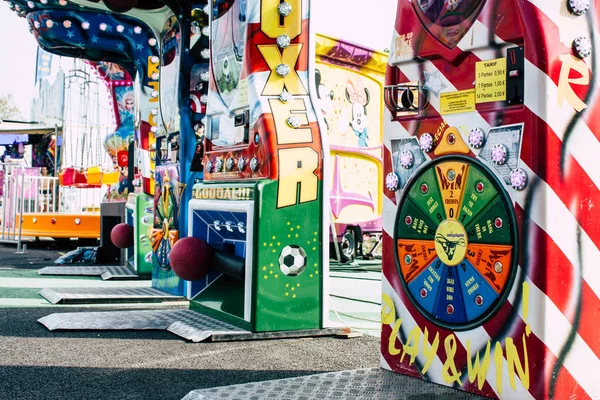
(182, 368, 485, 399)
(38, 309, 351, 342)
(38, 287, 181, 304)
(38, 265, 139, 280)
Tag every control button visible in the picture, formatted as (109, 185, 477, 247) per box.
(491, 144, 508, 165)
(250, 157, 259, 172)
(399, 150, 414, 169)
(419, 133, 434, 152)
(226, 157, 235, 171)
(468, 128, 485, 149)
(509, 168, 528, 190)
(238, 157, 246, 171)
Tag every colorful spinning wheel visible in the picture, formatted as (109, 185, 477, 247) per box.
(394, 155, 518, 330)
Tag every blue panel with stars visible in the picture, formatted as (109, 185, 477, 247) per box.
(407, 258, 444, 315)
(190, 209, 248, 297)
(433, 265, 468, 324)
(456, 260, 499, 321)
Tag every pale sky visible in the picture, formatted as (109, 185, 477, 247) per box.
(0, 0, 398, 121)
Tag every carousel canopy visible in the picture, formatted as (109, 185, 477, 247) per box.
(0, 120, 57, 136)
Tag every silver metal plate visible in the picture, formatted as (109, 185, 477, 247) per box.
(37, 265, 138, 280)
(38, 287, 182, 304)
(182, 368, 485, 399)
(38, 309, 249, 342)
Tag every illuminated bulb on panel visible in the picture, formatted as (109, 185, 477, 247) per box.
(569, 0, 590, 15)
(40, 0, 48, 3)
(99, 23, 107, 31)
(278, 2, 292, 16)
(279, 90, 292, 103)
(201, 49, 210, 59)
(202, 26, 209, 36)
(275, 64, 290, 77)
(286, 116, 300, 128)
(148, 38, 157, 46)
(33, 21, 40, 29)
(151, 91, 158, 98)
(151, 72, 159, 80)
(151, 56, 159, 64)
(59, 0, 67, 5)
(116, 24, 124, 33)
(134, 26, 142, 34)
(14, 4, 20, 11)
(202, 5, 209, 14)
(46, 20, 54, 28)
(82, 21, 90, 30)
(75, 218, 81, 225)
(200, 71, 209, 82)
(150, 126, 158, 133)
(574, 36, 592, 59)
(151, 108, 159, 115)
(276, 35, 290, 48)
(63, 20, 72, 28)
(200, 94, 208, 104)
(27, 1, 34, 8)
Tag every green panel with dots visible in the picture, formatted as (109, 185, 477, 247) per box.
(407, 167, 446, 224)
(457, 166, 499, 228)
(464, 196, 512, 245)
(396, 198, 438, 241)
(253, 181, 323, 332)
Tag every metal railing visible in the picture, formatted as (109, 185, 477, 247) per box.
(0, 164, 103, 248)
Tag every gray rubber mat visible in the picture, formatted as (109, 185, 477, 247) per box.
(37, 309, 353, 343)
(38, 309, 249, 342)
(37, 265, 138, 280)
(38, 287, 182, 304)
(182, 368, 485, 399)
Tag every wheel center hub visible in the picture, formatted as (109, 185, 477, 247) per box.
(434, 219, 468, 266)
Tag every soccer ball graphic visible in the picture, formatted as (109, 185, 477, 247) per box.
(278, 245, 307, 276)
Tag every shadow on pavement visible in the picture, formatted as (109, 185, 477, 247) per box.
(0, 366, 328, 400)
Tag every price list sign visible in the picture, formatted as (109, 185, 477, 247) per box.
(475, 58, 506, 103)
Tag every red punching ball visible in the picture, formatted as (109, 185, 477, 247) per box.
(110, 223, 134, 249)
(170, 237, 213, 281)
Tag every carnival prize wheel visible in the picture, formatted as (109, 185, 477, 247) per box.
(394, 155, 518, 331)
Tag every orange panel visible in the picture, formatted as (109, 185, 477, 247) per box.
(19, 213, 100, 239)
(397, 239, 437, 283)
(466, 243, 513, 294)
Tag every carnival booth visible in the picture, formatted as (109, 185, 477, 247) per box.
(381, 0, 600, 398)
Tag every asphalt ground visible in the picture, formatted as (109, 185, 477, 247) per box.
(0, 241, 381, 400)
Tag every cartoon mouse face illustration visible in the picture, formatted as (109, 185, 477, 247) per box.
(346, 79, 370, 147)
(315, 69, 334, 130)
